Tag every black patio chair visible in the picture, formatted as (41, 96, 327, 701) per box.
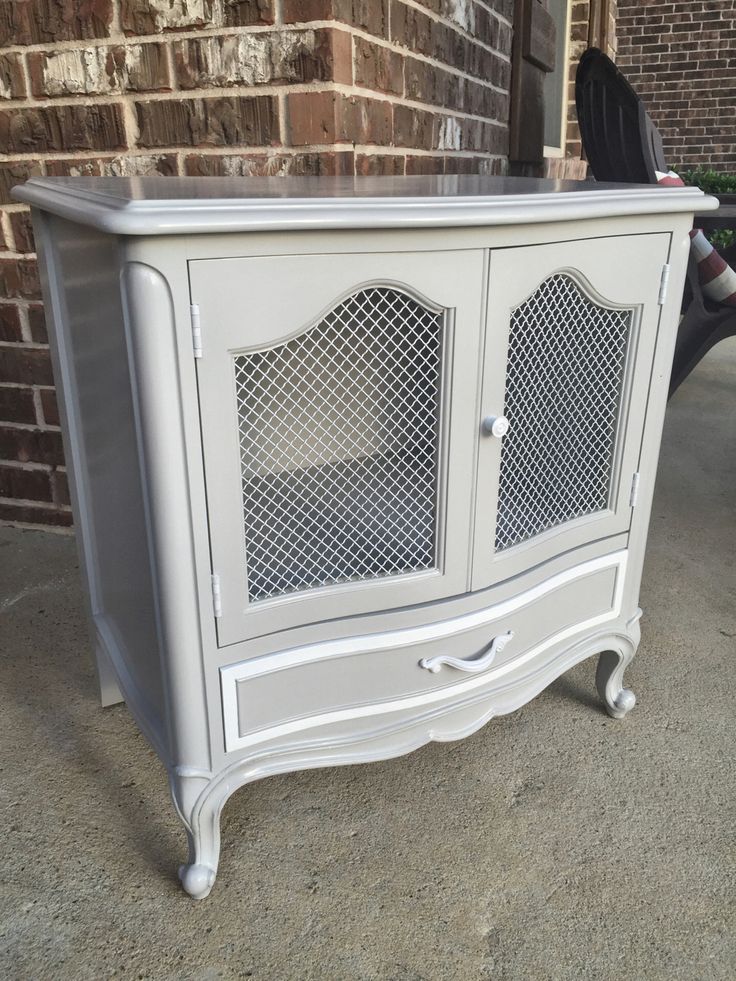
(575, 48, 736, 397)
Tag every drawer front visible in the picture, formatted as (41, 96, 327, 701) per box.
(221, 551, 627, 752)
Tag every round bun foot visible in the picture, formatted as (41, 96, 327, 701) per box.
(178, 862, 216, 900)
(607, 687, 636, 720)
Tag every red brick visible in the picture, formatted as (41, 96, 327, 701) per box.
(337, 94, 393, 144)
(404, 57, 466, 111)
(0, 426, 64, 466)
(45, 155, 178, 178)
(52, 468, 70, 506)
(284, 0, 388, 37)
(405, 154, 445, 175)
(0, 464, 53, 503)
(0, 104, 126, 154)
(28, 305, 48, 344)
(283, 0, 333, 19)
(27, 44, 170, 98)
(122, 0, 216, 34)
(354, 37, 404, 95)
(0, 499, 73, 528)
(0, 304, 23, 342)
(355, 153, 405, 175)
(45, 158, 103, 178)
(136, 96, 278, 148)
(0, 53, 27, 99)
(122, 0, 274, 33)
(0, 347, 54, 387)
(184, 150, 354, 176)
(39, 388, 59, 427)
(0, 386, 36, 425)
(0, 0, 113, 45)
(390, 1, 435, 59)
(10, 212, 34, 254)
(288, 90, 339, 144)
(224, 0, 276, 26)
(288, 91, 392, 146)
(393, 104, 435, 150)
(0, 162, 42, 207)
(174, 29, 349, 90)
(0, 259, 41, 300)
(340, 0, 389, 36)
(445, 154, 497, 175)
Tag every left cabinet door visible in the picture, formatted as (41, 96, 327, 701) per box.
(190, 249, 485, 646)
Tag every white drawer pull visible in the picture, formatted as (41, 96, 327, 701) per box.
(419, 630, 514, 674)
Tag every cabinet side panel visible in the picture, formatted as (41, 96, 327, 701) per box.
(37, 214, 167, 746)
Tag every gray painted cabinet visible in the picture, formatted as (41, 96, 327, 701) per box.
(15, 175, 714, 899)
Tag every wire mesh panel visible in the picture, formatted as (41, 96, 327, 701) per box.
(495, 273, 632, 553)
(234, 287, 444, 602)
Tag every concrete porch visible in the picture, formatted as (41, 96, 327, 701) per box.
(1, 341, 734, 981)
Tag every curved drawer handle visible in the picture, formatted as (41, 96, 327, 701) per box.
(419, 630, 514, 674)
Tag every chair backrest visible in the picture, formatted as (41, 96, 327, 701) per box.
(575, 48, 667, 184)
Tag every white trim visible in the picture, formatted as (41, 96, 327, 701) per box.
(220, 550, 628, 752)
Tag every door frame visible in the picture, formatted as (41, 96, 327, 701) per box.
(190, 249, 486, 646)
(472, 232, 670, 590)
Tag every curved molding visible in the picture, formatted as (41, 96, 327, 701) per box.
(511, 267, 640, 317)
(231, 278, 448, 357)
(177, 620, 641, 897)
(121, 261, 212, 772)
(221, 550, 627, 751)
(13, 176, 715, 237)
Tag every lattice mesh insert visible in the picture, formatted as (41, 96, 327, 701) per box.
(235, 287, 443, 602)
(495, 274, 632, 553)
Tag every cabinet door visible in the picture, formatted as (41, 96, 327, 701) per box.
(473, 234, 670, 588)
(191, 250, 485, 646)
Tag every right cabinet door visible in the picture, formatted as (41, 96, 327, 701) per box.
(473, 233, 670, 588)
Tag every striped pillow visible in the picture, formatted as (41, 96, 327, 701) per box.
(657, 170, 736, 307)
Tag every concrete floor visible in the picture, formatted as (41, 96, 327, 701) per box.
(1, 342, 734, 981)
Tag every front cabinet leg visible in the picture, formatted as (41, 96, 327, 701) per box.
(171, 773, 223, 900)
(595, 615, 641, 719)
(179, 829, 219, 901)
(596, 651, 636, 718)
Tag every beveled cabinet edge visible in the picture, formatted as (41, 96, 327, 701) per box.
(14, 176, 715, 236)
(221, 549, 628, 752)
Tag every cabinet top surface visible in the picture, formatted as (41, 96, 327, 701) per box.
(15, 174, 715, 236)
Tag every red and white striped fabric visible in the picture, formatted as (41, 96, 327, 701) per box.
(657, 170, 736, 307)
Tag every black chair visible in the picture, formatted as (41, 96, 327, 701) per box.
(575, 48, 736, 396)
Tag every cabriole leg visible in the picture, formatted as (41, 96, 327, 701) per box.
(171, 776, 223, 900)
(596, 647, 637, 719)
(178, 827, 219, 901)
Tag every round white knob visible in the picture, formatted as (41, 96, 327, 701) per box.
(482, 415, 509, 438)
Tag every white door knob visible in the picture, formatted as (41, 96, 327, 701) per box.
(482, 415, 509, 438)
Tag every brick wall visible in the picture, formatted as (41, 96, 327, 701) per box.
(617, 0, 736, 171)
(0, 0, 513, 531)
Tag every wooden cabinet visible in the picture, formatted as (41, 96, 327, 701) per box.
(16, 174, 713, 899)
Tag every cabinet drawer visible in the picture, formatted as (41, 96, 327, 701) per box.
(221, 551, 627, 752)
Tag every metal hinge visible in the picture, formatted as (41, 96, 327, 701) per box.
(211, 573, 222, 618)
(190, 303, 202, 358)
(658, 264, 670, 305)
(629, 471, 641, 507)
